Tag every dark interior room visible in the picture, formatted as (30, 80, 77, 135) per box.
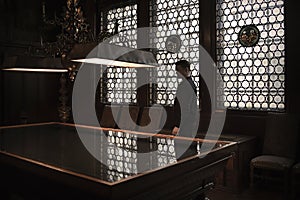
(0, 0, 299, 199)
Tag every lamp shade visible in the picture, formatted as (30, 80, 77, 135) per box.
(2, 55, 67, 73)
(70, 43, 158, 68)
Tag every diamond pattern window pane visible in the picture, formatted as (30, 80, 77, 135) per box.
(150, 0, 200, 106)
(101, 4, 138, 104)
(216, 0, 285, 111)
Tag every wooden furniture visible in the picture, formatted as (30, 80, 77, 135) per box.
(218, 134, 258, 193)
(0, 122, 236, 200)
(116, 105, 140, 130)
(292, 162, 300, 200)
(99, 104, 121, 128)
(198, 133, 258, 193)
(137, 106, 166, 133)
(250, 113, 299, 197)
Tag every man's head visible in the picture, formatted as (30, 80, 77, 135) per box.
(175, 60, 191, 78)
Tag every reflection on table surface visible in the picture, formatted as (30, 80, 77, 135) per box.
(0, 122, 233, 184)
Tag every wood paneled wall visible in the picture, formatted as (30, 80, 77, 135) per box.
(1, 71, 61, 125)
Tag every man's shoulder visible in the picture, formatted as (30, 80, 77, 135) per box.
(187, 77, 196, 88)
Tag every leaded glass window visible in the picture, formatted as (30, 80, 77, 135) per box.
(100, 3, 138, 104)
(150, 0, 200, 106)
(216, 0, 285, 110)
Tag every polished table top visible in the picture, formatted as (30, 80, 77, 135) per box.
(0, 122, 236, 199)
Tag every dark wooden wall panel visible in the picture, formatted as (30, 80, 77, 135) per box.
(2, 71, 61, 125)
(0, 71, 3, 126)
(285, 0, 300, 114)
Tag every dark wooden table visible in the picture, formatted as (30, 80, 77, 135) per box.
(0, 122, 236, 200)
